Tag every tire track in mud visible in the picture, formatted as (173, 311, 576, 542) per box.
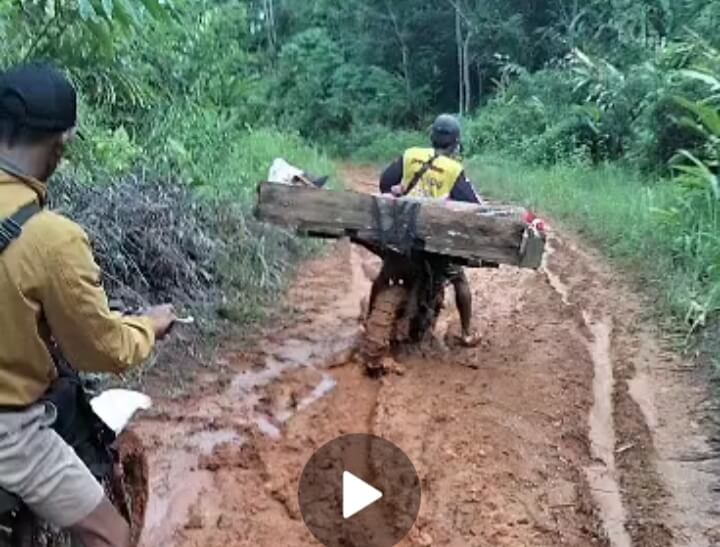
(136, 166, 720, 547)
(542, 234, 720, 547)
(542, 242, 631, 546)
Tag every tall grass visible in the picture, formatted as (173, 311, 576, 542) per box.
(195, 127, 337, 198)
(469, 154, 720, 336)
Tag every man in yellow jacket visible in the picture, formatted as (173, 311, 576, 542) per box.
(0, 64, 176, 546)
(376, 114, 482, 346)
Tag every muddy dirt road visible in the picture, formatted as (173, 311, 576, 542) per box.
(137, 166, 720, 547)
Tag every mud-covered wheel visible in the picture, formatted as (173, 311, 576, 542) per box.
(110, 430, 149, 547)
(362, 286, 408, 373)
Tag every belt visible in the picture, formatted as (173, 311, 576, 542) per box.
(0, 402, 52, 441)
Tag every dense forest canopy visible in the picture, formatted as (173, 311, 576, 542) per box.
(2, 0, 719, 166)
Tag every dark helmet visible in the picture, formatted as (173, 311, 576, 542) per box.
(430, 114, 461, 150)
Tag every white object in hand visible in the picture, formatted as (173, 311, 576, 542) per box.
(174, 316, 195, 325)
(90, 389, 152, 435)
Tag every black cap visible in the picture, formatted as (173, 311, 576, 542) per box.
(0, 63, 77, 133)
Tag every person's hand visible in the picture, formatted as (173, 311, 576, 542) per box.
(390, 184, 404, 197)
(144, 304, 177, 340)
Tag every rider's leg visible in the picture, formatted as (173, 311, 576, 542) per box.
(451, 270, 480, 345)
(453, 274, 473, 335)
(0, 403, 128, 546)
(70, 498, 130, 547)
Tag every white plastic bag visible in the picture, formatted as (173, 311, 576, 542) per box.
(268, 158, 305, 185)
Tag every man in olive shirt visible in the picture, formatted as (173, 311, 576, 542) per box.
(0, 64, 176, 546)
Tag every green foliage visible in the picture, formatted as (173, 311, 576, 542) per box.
(462, 67, 595, 165)
(270, 27, 412, 143)
(88, 127, 142, 176)
(272, 28, 349, 138)
(193, 127, 336, 199)
(463, 34, 720, 171)
(651, 51, 720, 332)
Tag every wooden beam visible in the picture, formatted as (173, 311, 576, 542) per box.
(255, 182, 545, 269)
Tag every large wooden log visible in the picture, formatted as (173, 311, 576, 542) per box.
(254, 182, 545, 269)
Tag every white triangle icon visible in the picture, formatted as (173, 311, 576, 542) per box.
(343, 471, 383, 519)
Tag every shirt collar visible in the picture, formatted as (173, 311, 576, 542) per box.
(0, 168, 48, 206)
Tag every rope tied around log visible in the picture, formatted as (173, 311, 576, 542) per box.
(371, 197, 422, 256)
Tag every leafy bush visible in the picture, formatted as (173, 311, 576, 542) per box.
(463, 99, 548, 159)
(522, 116, 596, 166)
(87, 127, 143, 176)
(270, 28, 413, 143)
(463, 44, 719, 170)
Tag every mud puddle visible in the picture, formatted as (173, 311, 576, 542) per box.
(138, 236, 375, 547)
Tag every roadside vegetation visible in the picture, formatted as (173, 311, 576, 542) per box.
(451, 2, 720, 351)
(1, 0, 718, 362)
(468, 157, 706, 333)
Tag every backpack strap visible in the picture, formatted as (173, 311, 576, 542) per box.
(0, 202, 41, 255)
(403, 152, 439, 197)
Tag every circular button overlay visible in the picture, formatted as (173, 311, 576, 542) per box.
(298, 434, 421, 547)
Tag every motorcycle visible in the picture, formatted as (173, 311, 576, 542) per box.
(0, 307, 157, 547)
(357, 240, 498, 374)
(356, 209, 545, 374)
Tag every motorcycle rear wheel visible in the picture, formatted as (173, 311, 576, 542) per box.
(362, 285, 408, 373)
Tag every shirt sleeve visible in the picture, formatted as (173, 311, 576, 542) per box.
(40, 225, 155, 374)
(450, 171, 482, 204)
(379, 157, 403, 194)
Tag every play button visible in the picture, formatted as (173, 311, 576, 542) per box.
(343, 471, 383, 519)
(298, 434, 421, 547)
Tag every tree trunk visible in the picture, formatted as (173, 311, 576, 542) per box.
(463, 32, 472, 111)
(263, 0, 277, 56)
(401, 45, 412, 100)
(455, 6, 465, 115)
(476, 63, 484, 101)
(385, 0, 412, 102)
